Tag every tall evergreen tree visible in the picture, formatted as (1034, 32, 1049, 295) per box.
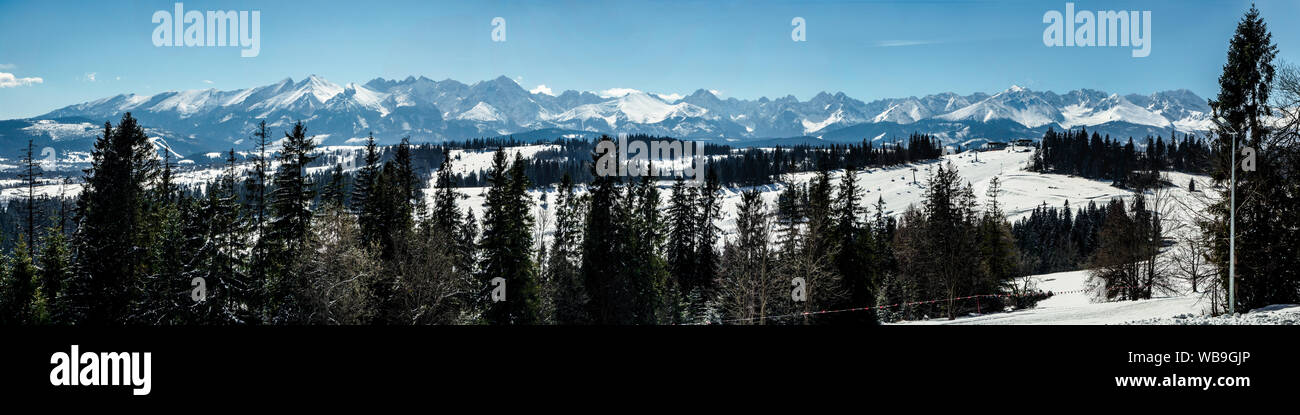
(831, 165, 876, 324)
(549, 174, 589, 324)
(621, 172, 670, 323)
(0, 238, 37, 324)
(244, 119, 272, 324)
(38, 227, 72, 323)
(65, 113, 159, 324)
(18, 139, 42, 257)
(665, 176, 699, 298)
(694, 167, 722, 298)
(264, 121, 318, 323)
(581, 136, 629, 324)
(718, 189, 776, 324)
(1205, 4, 1295, 312)
(185, 150, 251, 323)
(478, 149, 540, 324)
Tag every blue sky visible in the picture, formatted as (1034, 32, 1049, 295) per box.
(1, 0, 1297, 119)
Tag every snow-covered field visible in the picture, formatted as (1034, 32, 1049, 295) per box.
(427, 145, 1242, 325)
(896, 270, 1209, 325)
(1125, 304, 1300, 325)
(478, 146, 1212, 248)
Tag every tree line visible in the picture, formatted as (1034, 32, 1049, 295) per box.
(1030, 127, 1212, 188)
(0, 117, 1026, 324)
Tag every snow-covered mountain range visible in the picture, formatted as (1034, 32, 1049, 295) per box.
(1, 74, 1213, 159)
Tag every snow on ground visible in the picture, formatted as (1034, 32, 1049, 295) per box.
(1125, 304, 1300, 325)
(706, 147, 1211, 244)
(441, 145, 560, 178)
(896, 270, 1210, 325)
(428, 146, 1223, 325)
(0, 145, 367, 202)
(428, 145, 1216, 254)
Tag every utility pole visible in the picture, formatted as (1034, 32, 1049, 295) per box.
(1230, 126, 1237, 316)
(1218, 117, 1243, 315)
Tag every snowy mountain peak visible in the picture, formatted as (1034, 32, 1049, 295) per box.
(24, 74, 1215, 156)
(457, 102, 505, 122)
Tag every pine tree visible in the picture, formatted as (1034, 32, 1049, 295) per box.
(478, 149, 540, 324)
(622, 172, 669, 323)
(801, 163, 844, 323)
(245, 120, 272, 234)
(581, 136, 628, 324)
(321, 164, 348, 208)
(694, 167, 722, 298)
(0, 238, 37, 324)
(184, 150, 251, 323)
(665, 176, 699, 300)
(923, 162, 979, 319)
(354, 132, 383, 247)
(18, 139, 43, 257)
(718, 189, 776, 324)
(244, 119, 272, 324)
(38, 227, 71, 324)
(830, 165, 876, 324)
(1204, 4, 1295, 313)
(431, 149, 477, 277)
(66, 113, 160, 324)
(977, 176, 1018, 311)
(264, 121, 318, 323)
(550, 173, 589, 324)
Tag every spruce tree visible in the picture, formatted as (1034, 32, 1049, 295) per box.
(431, 150, 478, 279)
(831, 165, 876, 324)
(1, 238, 37, 324)
(244, 120, 272, 324)
(185, 150, 251, 323)
(1205, 5, 1294, 312)
(665, 176, 699, 298)
(478, 149, 540, 324)
(322, 164, 348, 208)
(354, 132, 382, 247)
(694, 167, 722, 299)
(718, 189, 776, 324)
(550, 173, 589, 324)
(18, 139, 42, 257)
(38, 227, 71, 324)
(264, 121, 318, 322)
(622, 172, 669, 323)
(66, 113, 159, 324)
(581, 136, 627, 324)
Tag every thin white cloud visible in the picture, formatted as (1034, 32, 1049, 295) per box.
(0, 72, 43, 88)
(202, 80, 214, 84)
(871, 39, 944, 48)
(84, 72, 97, 82)
(0, 63, 16, 70)
(655, 92, 684, 102)
(596, 87, 642, 98)
(530, 84, 555, 96)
